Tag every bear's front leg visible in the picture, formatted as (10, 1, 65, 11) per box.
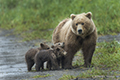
(62, 52, 74, 69)
(82, 42, 96, 67)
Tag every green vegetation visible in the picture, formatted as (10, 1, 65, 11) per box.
(59, 74, 76, 80)
(32, 74, 52, 78)
(73, 40, 120, 70)
(93, 40, 120, 69)
(0, 0, 120, 40)
(71, 40, 120, 79)
(59, 68, 118, 80)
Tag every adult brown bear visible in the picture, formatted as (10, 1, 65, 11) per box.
(52, 12, 97, 69)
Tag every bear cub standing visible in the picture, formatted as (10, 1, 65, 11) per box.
(35, 44, 67, 71)
(25, 43, 50, 71)
(47, 42, 65, 69)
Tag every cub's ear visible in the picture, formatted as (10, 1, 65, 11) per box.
(70, 14, 76, 20)
(51, 45, 54, 48)
(51, 53, 56, 59)
(56, 48, 60, 51)
(40, 43, 44, 47)
(85, 12, 92, 19)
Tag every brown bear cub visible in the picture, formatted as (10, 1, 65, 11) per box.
(47, 42, 65, 69)
(25, 43, 50, 71)
(35, 45, 67, 71)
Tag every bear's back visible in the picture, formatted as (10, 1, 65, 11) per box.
(52, 18, 72, 43)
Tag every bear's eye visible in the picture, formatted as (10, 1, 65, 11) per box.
(81, 23, 84, 25)
(76, 23, 78, 26)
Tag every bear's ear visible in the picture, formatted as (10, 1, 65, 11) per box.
(85, 12, 92, 19)
(40, 43, 44, 47)
(51, 45, 54, 48)
(70, 14, 76, 20)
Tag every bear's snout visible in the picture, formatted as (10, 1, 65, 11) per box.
(78, 29, 82, 34)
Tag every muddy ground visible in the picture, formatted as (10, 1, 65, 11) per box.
(0, 29, 120, 80)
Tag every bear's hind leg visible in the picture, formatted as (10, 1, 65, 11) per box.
(82, 43, 96, 67)
(27, 60, 34, 71)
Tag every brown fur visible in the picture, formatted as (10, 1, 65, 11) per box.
(52, 12, 97, 69)
(25, 43, 50, 71)
(53, 42, 65, 48)
(47, 43, 67, 69)
(35, 46, 67, 71)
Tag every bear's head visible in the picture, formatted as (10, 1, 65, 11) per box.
(38, 43, 50, 50)
(51, 45, 67, 58)
(70, 12, 95, 38)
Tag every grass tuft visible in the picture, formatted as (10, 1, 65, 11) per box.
(32, 74, 52, 78)
(58, 74, 76, 80)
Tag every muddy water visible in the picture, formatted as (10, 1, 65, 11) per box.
(0, 29, 120, 80)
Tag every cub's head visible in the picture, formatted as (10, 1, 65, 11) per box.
(51, 45, 67, 58)
(70, 12, 95, 38)
(38, 43, 50, 50)
(53, 42, 65, 48)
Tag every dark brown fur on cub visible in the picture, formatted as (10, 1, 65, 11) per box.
(25, 43, 50, 71)
(35, 46, 67, 71)
(47, 44, 67, 69)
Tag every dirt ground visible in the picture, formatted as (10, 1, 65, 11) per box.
(0, 29, 120, 80)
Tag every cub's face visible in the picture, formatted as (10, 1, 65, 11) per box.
(70, 12, 95, 38)
(54, 42, 65, 48)
(38, 43, 50, 50)
(51, 45, 67, 58)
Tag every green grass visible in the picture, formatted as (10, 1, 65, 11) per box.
(32, 74, 52, 78)
(0, 0, 120, 40)
(59, 74, 76, 80)
(93, 40, 120, 69)
(71, 40, 120, 79)
(73, 40, 120, 69)
(59, 68, 119, 80)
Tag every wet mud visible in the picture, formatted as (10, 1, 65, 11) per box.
(0, 29, 120, 80)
